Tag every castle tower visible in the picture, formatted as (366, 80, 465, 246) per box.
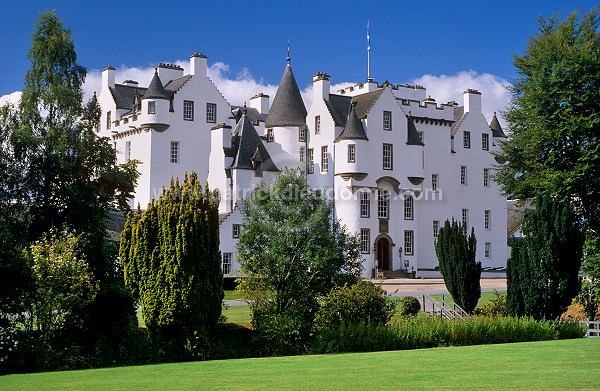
(264, 56, 307, 171)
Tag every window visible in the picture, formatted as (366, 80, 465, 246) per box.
(404, 230, 414, 255)
(206, 103, 216, 123)
(360, 228, 370, 253)
(485, 242, 492, 258)
(299, 128, 306, 142)
(183, 100, 194, 121)
(232, 224, 241, 238)
(321, 145, 328, 172)
(378, 190, 389, 219)
(462, 208, 469, 228)
(308, 148, 314, 174)
(461, 165, 468, 185)
(482, 133, 489, 151)
(267, 129, 274, 142)
(222, 253, 232, 274)
(170, 141, 179, 163)
(315, 115, 321, 134)
(383, 111, 392, 130)
(417, 131, 424, 143)
(348, 144, 356, 163)
(404, 195, 413, 220)
(360, 192, 370, 218)
(484, 210, 491, 230)
(125, 141, 131, 162)
(483, 168, 490, 187)
(463, 131, 471, 149)
(106, 111, 111, 129)
(299, 146, 305, 162)
(433, 220, 440, 239)
(383, 143, 393, 170)
(432, 174, 439, 192)
(148, 101, 155, 114)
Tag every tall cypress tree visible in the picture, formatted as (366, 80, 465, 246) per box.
(507, 195, 583, 320)
(120, 172, 223, 359)
(435, 219, 481, 313)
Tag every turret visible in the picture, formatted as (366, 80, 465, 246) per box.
(139, 70, 171, 132)
(489, 112, 506, 138)
(334, 103, 368, 175)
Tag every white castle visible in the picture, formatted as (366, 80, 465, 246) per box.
(98, 52, 508, 279)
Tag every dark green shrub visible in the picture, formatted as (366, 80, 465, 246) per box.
(314, 281, 395, 332)
(556, 320, 587, 339)
(398, 296, 421, 317)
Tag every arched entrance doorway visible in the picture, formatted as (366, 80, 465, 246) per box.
(376, 235, 392, 270)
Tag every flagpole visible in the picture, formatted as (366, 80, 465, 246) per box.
(367, 20, 372, 81)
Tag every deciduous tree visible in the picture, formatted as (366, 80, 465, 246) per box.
(236, 169, 362, 354)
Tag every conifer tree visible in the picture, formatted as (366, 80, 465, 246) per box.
(120, 172, 223, 359)
(435, 219, 481, 313)
(506, 195, 583, 320)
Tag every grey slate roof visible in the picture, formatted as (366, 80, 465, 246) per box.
(335, 104, 368, 142)
(406, 115, 424, 146)
(231, 113, 278, 172)
(232, 106, 267, 123)
(109, 85, 148, 109)
(352, 89, 384, 119)
(489, 112, 506, 138)
(325, 94, 352, 126)
(165, 75, 193, 93)
(265, 64, 307, 128)
(142, 71, 170, 100)
(450, 106, 467, 135)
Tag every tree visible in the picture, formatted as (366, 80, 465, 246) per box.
(236, 169, 362, 354)
(506, 195, 583, 320)
(0, 11, 140, 364)
(21, 229, 98, 340)
(495, 9, 600, 233)
(435, 219, 481, 313)
(119, 172, 223, 359)
(494, 9, 600, 306)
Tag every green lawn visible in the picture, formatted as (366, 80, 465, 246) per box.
(2, 339, 598, 390)
(222, 303, 252, 325)
(223, 290, 246, 301)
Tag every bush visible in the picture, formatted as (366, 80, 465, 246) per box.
(398, 296, 421, 317)
(555, 320, 587, 339)
(311, 315, 580, 354)
(473, 290, 507, 317)
(314, 281, 395, 332)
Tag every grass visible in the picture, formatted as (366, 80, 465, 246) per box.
(2, 339, 598, 390)
(222, 304, 252, 325)
(223, 290, 246, 301)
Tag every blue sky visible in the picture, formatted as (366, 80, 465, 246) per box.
(0, 0, 597, 123)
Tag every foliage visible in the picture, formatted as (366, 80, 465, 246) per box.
(20, 229, 98, 339)
(577, 280, 600, 321)
(119, 172, 223, 359)
(494, 8, 600, 235)
(435, 219, 481, 313)
(311, 315, 584, 355)
(506, 195, 583, 320)
(236, 169, 362, 355)
(473, 290, 507, 317)
(314, 281, 395, 331)
(0, 10, 140, 366)
(577, 235, 600, 320)
(397, 296, 421, 317)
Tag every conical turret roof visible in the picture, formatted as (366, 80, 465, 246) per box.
(142, 70, 170, 100)
(490, 112, 506, 138)
(265, 63, 307, 128)
(231, 112, 278, 171)
(335, 103, 368, 142)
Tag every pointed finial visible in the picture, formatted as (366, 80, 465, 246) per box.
(287, 40, 291, 65)
(243, 102, 247, 114)
(493, 111, 497, 117)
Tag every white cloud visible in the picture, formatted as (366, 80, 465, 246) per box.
(0, 91, 22, 106)
(4, 64, 512, 131)
(412, 70, 511, 128)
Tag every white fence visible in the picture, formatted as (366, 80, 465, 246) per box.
(580, 320, 600, 338)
